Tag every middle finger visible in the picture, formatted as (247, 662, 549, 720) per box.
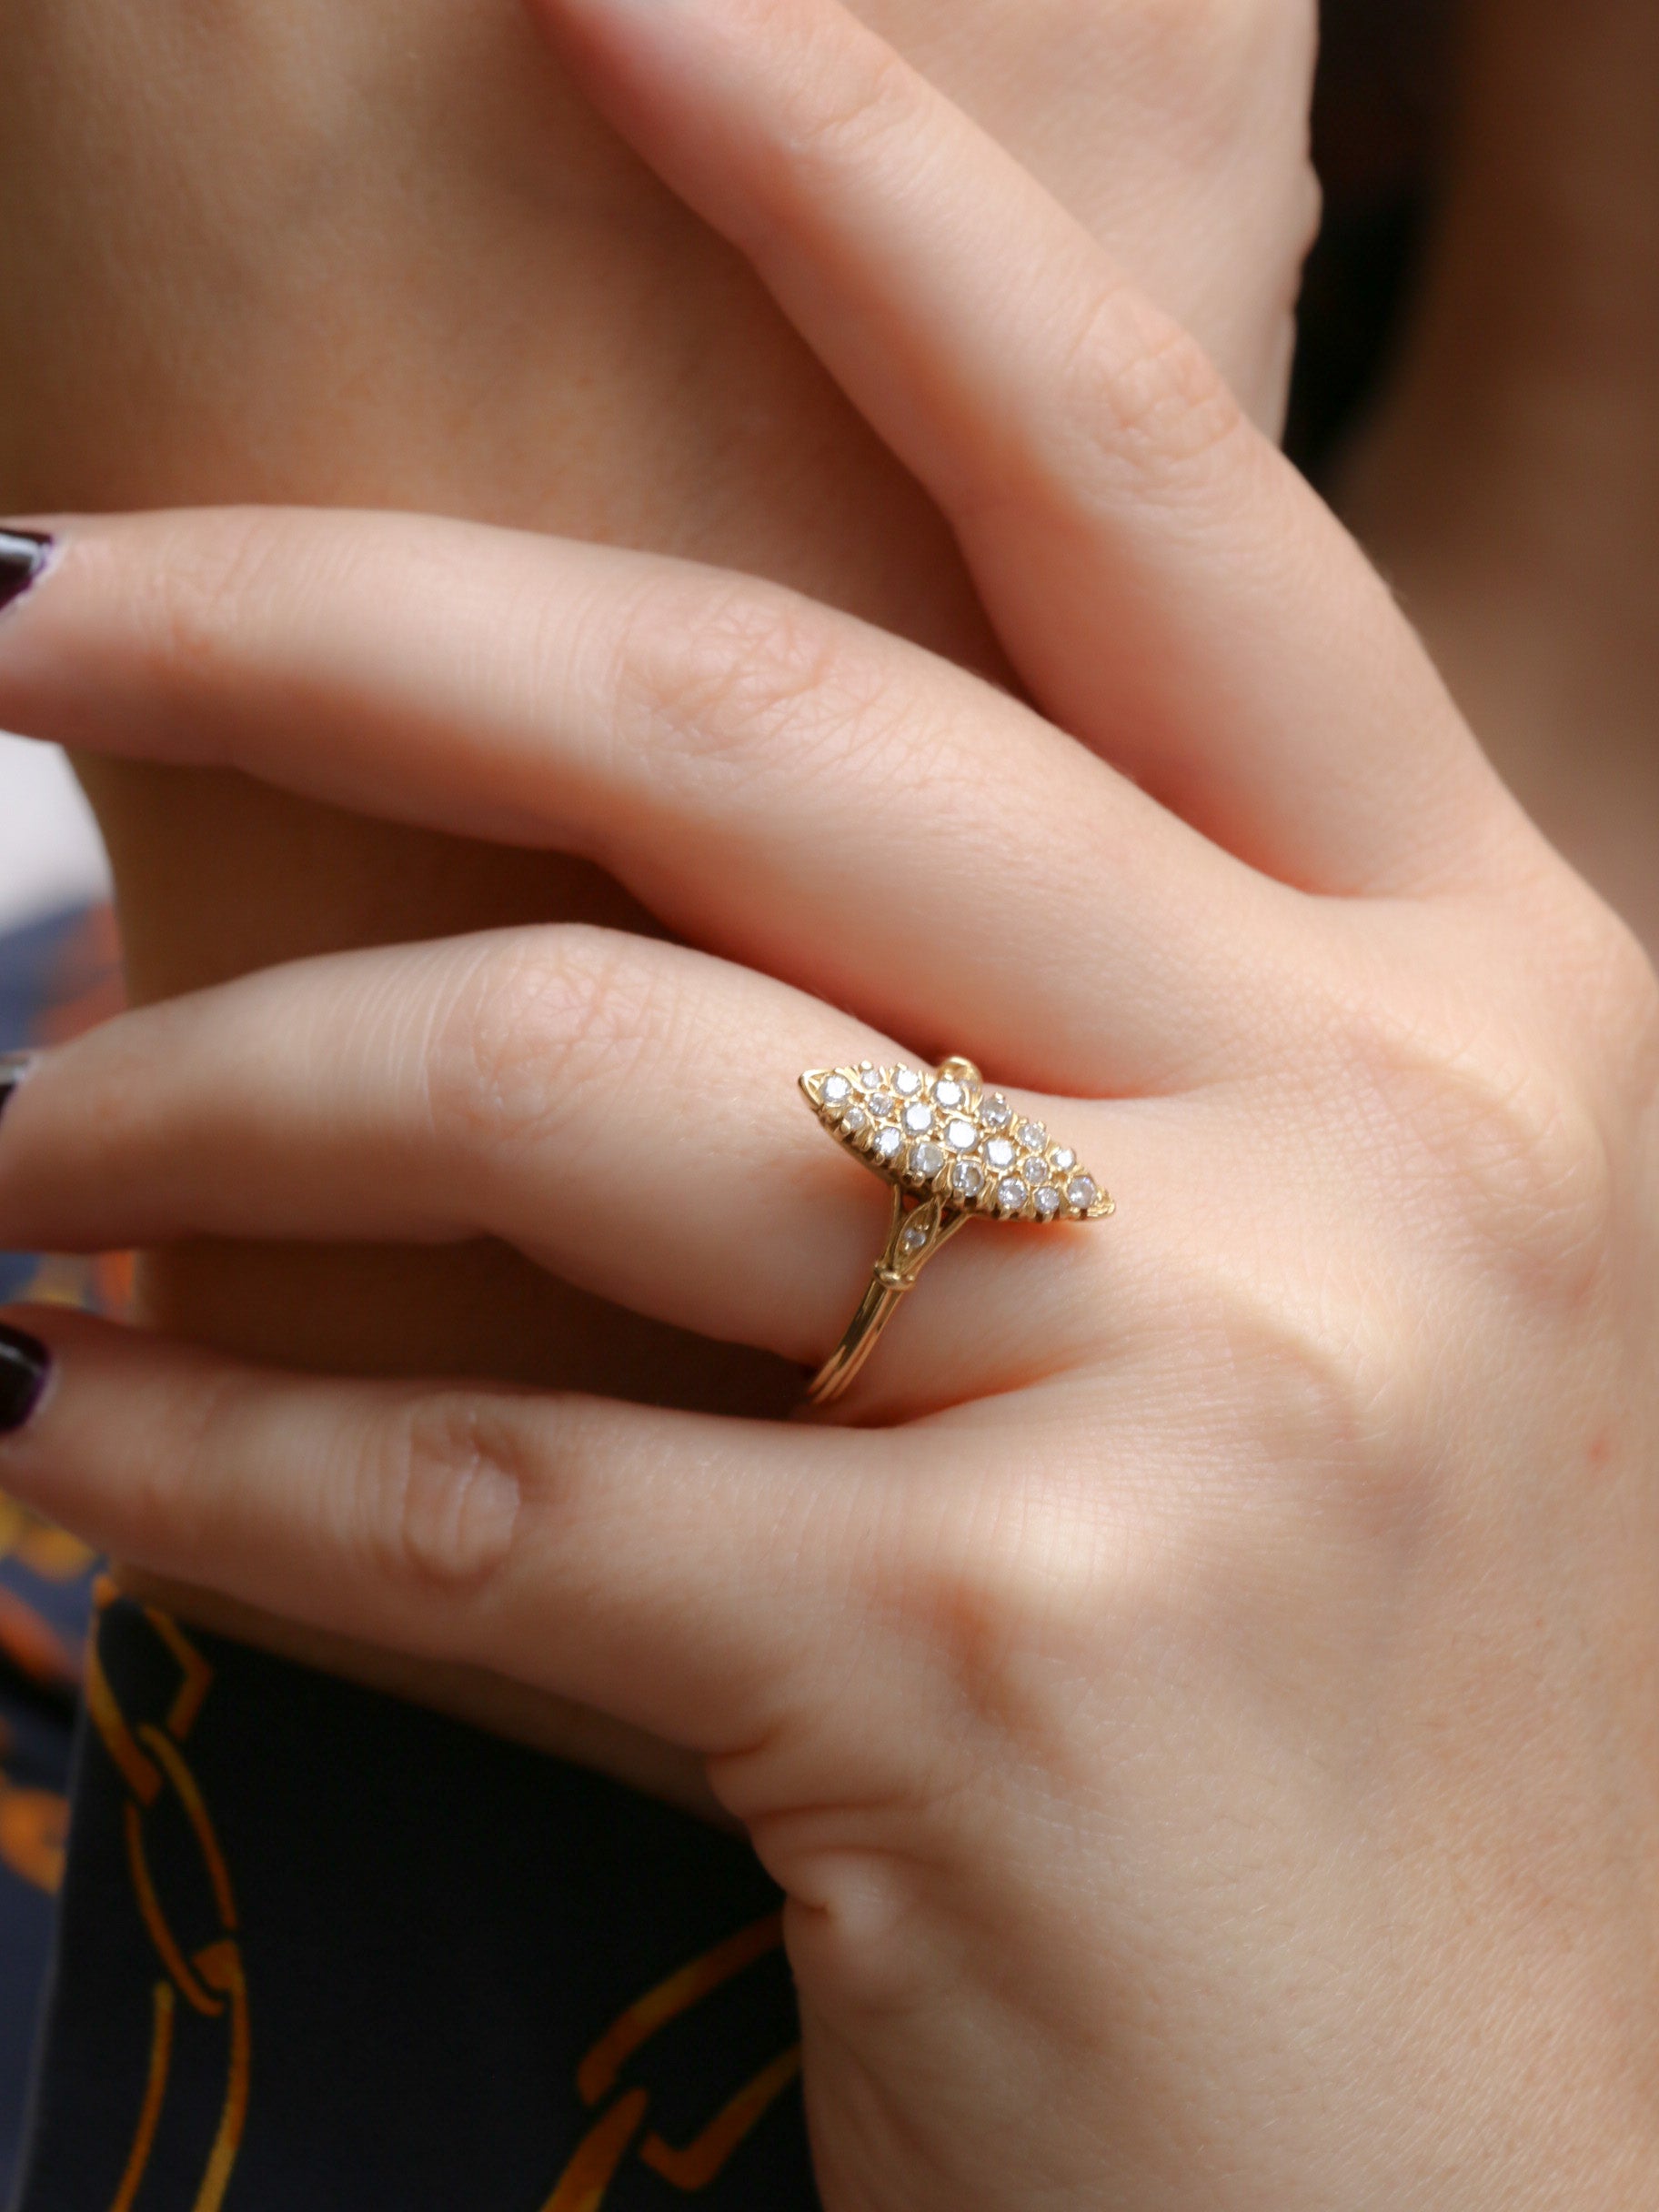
(0, 508, 1290, 1092)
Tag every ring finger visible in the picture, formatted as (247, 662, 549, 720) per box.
(0, 926, 1138, 1408)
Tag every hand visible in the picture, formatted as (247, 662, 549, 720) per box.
(4, 1, 1658, 2203)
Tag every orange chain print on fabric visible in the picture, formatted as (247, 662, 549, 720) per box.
(0, 1494, 92, 1895)
(87, 1577, 797, 2210)
(85, 1584, 249, 2212)
(544, 1911, 803, 2208)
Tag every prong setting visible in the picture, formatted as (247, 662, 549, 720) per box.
(800, 1062, 1114, 1222)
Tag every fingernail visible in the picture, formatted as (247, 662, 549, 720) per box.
(0, 530, 53, 617)
(0, 1324, 50, 1435)
(0, 1052, 37, 1125)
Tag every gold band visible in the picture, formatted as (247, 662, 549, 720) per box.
(807, 1185, 971, 1406)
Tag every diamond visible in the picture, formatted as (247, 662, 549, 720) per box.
(909, 1141, 945, 1181)
(903, 1101, 934, 1134)
(1017, 1120, 1047, 1152)
(1035, 1185, 1062, 1220)
(822, 1074, 852, 1104)
(980, 1095, 1012, 1131)
(951, 1161, 985, 1200)
(1051, 1148, 1076, 1174)
(946, 1118, 979, 1152)
(869, 1092, 896, 1119)
(894, 1068, 923, 1097)
(901, 1222, 929, 1254)
(1021, 1154, 1048, 1182)
(933, 1078, 964, 1109)
(1066, 1175, 1098, 1212)
(841, 1107, 869, 1137)
(984, 1136, 1016, 1171)
(997, 1176, 1028, 1213)
(859, 1064, 887, 1090)
(874, 1125, 903, 1162)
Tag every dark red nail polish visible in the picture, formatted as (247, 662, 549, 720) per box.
(0, 1324, 50, 1434)
(0, 1051, 36, 1124)
(0, 530, 52, 616)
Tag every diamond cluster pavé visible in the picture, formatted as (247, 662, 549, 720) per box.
(801, 1062, 1113, 1224)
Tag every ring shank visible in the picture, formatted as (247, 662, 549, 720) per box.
(807, 1178, 975, 1407)
(806, 1270, 915, 1406)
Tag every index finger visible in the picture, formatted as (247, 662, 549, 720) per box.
(533, 0, 1512, 895)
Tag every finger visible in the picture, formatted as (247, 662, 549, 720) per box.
(0, 928, 1134, 1405)
(0, 508, 1282, 1091)
(0, 1308, 869, 1755)
(530, 0, 1510, 893)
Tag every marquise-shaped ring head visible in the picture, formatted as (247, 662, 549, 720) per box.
(800, 1061, 1113, 1224)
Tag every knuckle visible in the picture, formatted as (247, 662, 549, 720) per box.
(616, 579, 883, 799)
(769, 33, 917, 175)
(132, 509, 304, 687)
(1459, 1065, 1621, 1302)
(137, 1363, 250, 1553)
(133, 510, 396, 693)
(1552, 899, 1659, 1097)
(890, 1300, 1405, 1762)
(1347, 997, 1620, 1307)
(1182, 1262, 1415, 1533)
(1291, 157, 1326, 266)
(1051, 283, 1249, 494)
(430, 931, 669, 1161)
(365, 1393, 526, 1591)
(911, 1478, 1115, 1751)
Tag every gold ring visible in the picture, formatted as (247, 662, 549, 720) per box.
(799, 1056, 1114, 1406)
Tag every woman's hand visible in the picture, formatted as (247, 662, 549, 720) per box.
(3, 0, 1658, 2203)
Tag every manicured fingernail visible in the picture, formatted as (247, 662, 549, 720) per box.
(0, 1052, 37, 1125)
(0, 1324, 51, 1434)
(0, 530, 53, 616)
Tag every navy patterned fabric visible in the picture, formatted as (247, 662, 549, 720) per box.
(0, 905, 112, 2198)
(17, 1603, 809, 2209)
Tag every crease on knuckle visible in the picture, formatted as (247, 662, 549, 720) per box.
(769, 35, 916, 176)
(894, 1473, 1124, 1767)
(1049, 282, 1249, 498)
(893, 1290, 1396, 1764)
(427, 931, 666, 1165)
(134, 511, 321, 703)
(613, 580, 886, 808)
(1442, 1058, 1615, 1301)
(129, 1362, 256, 1559)
(1352, 1004, 1618, 1307)
(367, 1394, 527, 1592)
(1173, 1258, 1410, 1533)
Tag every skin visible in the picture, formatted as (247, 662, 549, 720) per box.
(4, 1, 1659, 2202)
